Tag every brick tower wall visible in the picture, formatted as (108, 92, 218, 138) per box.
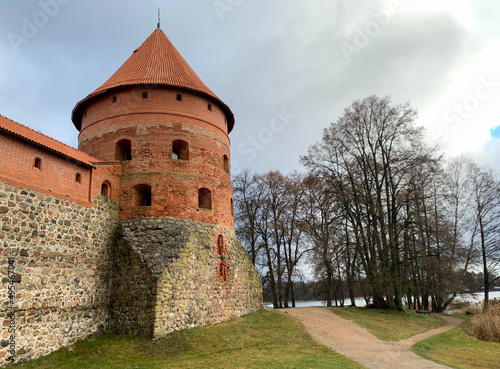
(78, 87, 234, 226)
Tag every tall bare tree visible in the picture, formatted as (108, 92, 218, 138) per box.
(302, 95, 441, 310)
(233, 169, 264, 265)
(301, 175, 343, 306)
(234, 170, 310, 308)
(470, 165, 500, 310)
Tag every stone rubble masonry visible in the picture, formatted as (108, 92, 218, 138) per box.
(111, 217, 262, 338)
(0, 181, 262, 366)
(0, 180, 119, 365)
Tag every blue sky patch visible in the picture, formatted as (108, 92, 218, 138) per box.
(490, 126, 500, 139)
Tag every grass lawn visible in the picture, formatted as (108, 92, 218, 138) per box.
(15, 308, 364, 369)
(329, 307, 444, 341)
(413, 316, 500, 369)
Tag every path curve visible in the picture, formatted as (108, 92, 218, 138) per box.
(283, 307, 464, 369)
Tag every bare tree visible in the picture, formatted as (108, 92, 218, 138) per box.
(233, 169, 264, 265)
(302, 95, 441, 310)
(470, 165, 500, 310)
(301, 175, 344, 306)
(234, 170, 311, 308)
(280, 173, 310, 307)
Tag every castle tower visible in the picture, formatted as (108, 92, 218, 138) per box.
(72, 28, 234, 227)
(71, 28, 261, 337)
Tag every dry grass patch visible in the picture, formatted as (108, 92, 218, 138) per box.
(467, 300, 500, 342)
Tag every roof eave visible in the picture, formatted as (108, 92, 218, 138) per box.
(72, 84, 235, 133)
(0, 127, 95, 168)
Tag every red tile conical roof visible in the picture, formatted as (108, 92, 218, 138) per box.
(72, 29, 234, 132)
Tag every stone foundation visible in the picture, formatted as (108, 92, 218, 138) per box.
(0, 181, 262, 366)
(111, 217, 262, 338)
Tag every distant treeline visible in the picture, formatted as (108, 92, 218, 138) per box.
(234, 95, 500, 312)
(261, 271, 500, 305)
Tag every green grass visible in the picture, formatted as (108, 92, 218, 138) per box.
(16, 309, 364, 369)
(413, 316, 500, 369)
(329, 307, 444, 341)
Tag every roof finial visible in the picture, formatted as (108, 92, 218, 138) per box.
(157, 8, 161, 29)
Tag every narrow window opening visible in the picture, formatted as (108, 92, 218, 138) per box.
(75, 173, 82, 184)
(230, 198, 234, 216)
(217, 235, 225, 255)
(223, 155, 229, 173)
(142, 91, 148, 99)
(198, 188, 212, 210)
(217, 235, 229, 281)
(116, 139, 132, 161)
(112, 96, 117, 104)
(176, 94, 182, 101)
(172, 140, 189, 160)
(34, 157, 42, 170)
(218, 261, 229, 281)
(134, 184, 152, 206)
(208, 103, 212, 111)
(101, 182, 111, 197)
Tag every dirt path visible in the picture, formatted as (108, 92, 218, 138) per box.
(283, 307, 464, 369)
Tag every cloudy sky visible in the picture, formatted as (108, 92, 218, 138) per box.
(0, 0, 499, 174)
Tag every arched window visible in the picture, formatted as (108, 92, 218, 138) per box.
(223, 155, 229, 173)
(34, 157, 42, 170)
(101, 182, 111, 197)
(172, 140, 189, 160)
(75, 173, 82, 184)
(198, 188, 212, 210)
(133, 184, 152, 206)
(116, 139, 132, 161)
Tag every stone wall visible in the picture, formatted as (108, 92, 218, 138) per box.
(0, 180, 262, 366)
(0, 181, 119, 365)
(111, 217, 262, 338)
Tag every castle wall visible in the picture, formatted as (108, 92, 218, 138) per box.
(111, 217, 262, 338)
(0, 131, 92, 205)
(0, 181, 119, 365)
(0, 131, 121, 205)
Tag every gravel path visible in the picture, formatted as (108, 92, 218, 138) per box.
(283, 307, 464, 369)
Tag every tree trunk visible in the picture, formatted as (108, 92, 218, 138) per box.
(479, 214, 490, 311)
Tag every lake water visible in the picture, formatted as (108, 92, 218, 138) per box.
(453, 291, 500, 303)
(265, 291, 500, 309)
